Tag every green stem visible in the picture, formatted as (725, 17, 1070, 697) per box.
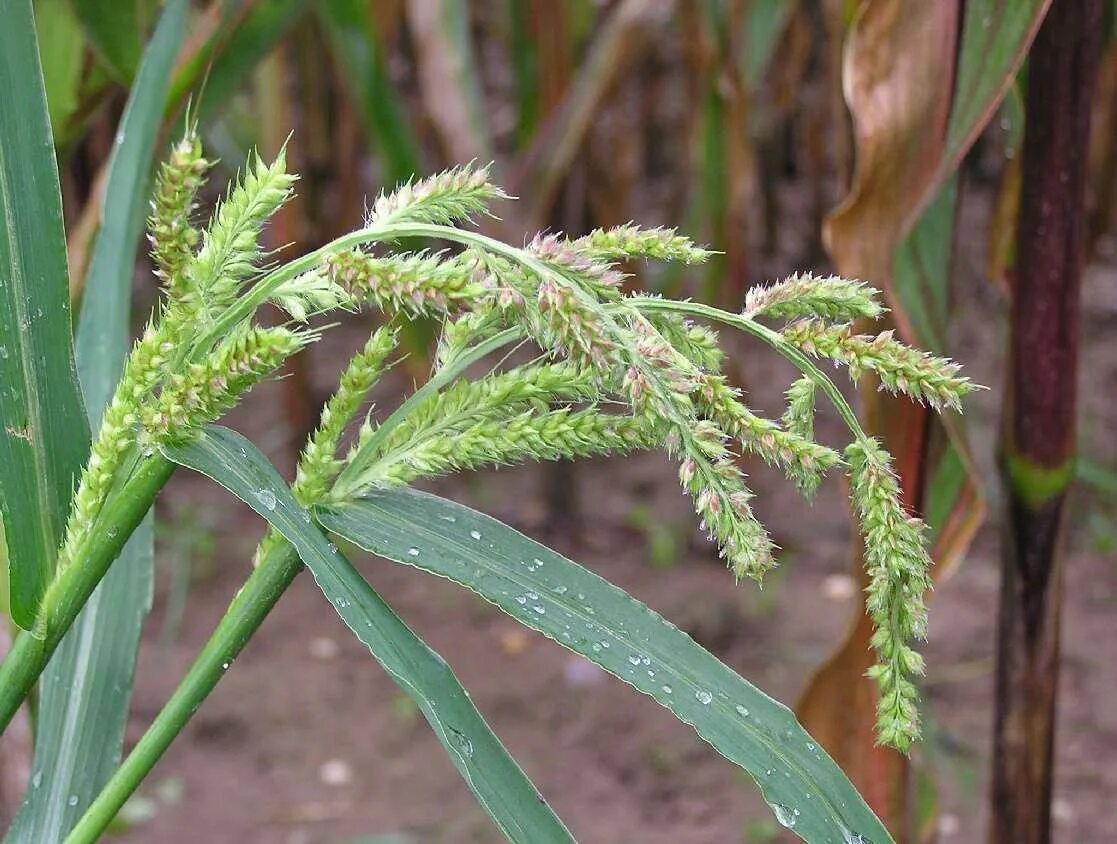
(0, 456, 174, 733)
(66, 543, 303, 844)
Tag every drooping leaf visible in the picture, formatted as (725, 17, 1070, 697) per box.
(806, 0, 1049, 829)
(0, 0, 91, 630)
(940, 0, 1053, 176)
(317, 489, 894, 844)
(163, 426, 575, 844)
(8, 3, 187, 839)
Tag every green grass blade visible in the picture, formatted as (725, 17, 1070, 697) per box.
(318, 490, 893, 844)
(8, 3, 187, 839)
(0, 0, 92, 630)
(163, 426, 575, 844)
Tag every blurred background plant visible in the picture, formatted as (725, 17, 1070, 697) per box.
(4, 0, 1117, 841)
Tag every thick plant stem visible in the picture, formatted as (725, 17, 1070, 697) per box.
(992, 2, 1101, 842)
(0, 456, 174, 733)
(67, 543, 302, 844)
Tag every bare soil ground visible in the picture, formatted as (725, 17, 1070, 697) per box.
(98, 183, 1117, 843)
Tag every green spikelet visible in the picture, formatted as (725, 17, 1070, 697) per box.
(148, 130, 212, 294)
(572, 224, 712, 264)
(783, 319, 975, 411)
(846, 438, 932, 752)
(366, 163, 504, 227)
(744, 273, 884, 321)
(323, 249, 484, 315)
(143, 325, 308, 443)
(292, 327, 398, 505)
(185, 148, 296, 314)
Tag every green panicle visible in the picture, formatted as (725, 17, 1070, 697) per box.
(572, 223, 713, 265)
(143, 325, 308, 444)
(366, 163, 504, 228)
(148, 130, 211, 294)
(184, 148, 296, 315)
(783, 319, 974, 411)
(845, 438, 932, 752)
(324, 249, 484, 315)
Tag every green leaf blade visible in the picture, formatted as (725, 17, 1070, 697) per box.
(164, 426, 575, 844)
(318, 490, 892, 844)
(9, 1, 187, 839)
(0, 0, 91, 630)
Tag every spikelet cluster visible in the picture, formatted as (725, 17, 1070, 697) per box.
(783, 319, 974, 411)
(141, 326, 308, 443)
(846, 439, 932, 751)
(695, 372, 839, 498)
(293, 327, 398, 505)
(66, 152, 975, 754)
(744, 272, 884, 321)
(324, 249, 484, 315)
(149, 131, 211, 292)
(573, 224, 713, 264)
(529, 233, 625, 300)
(183, 149, 296, 315)
(365, 163, 503, 227)
(372, 408, 654, 489)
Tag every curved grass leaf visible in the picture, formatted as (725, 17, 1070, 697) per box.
(7, 3, 188, 840)
(163, 426, 574, 844)
(0, 0, 91, 630)
(317, 490, 892, 844)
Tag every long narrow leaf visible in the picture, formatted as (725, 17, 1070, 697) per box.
(8, 2, 187, 839)
(0, 0, 91, 630)
(164, 426, 574, 844)
(317, 490, 893, 843)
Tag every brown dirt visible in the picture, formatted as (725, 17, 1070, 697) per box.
(106, 181, 1117, 844)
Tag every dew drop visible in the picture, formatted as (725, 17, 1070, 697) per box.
(661, 684, 673, 694)
(695, 689, 712, 705)
(771, 802, 797, 829)
(407, 547, 420, 557)
(68, 795, 79, 807)
(255, 489, 277, 511)
(222, 662, 229, 670)
(735, 704, 749, 717)
(469, 530, 482, 540)
(448, 727, 474, 758)
(31, 771, 42, 789)
(533, 605, 546, 615)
